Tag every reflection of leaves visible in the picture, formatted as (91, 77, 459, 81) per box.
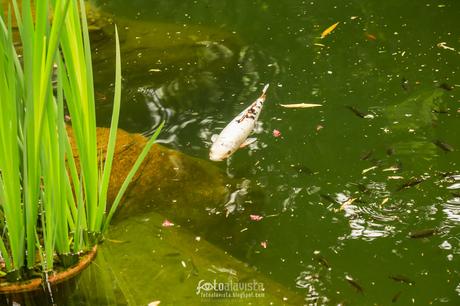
(384, 89, 444, 131)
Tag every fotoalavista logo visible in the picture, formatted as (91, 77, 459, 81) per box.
(196, 279, 265, 299)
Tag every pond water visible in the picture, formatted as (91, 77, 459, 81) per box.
(97, 0, 460, 305)
(18, 0, 460, 305)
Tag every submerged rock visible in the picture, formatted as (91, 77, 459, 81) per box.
(68, 126, 232, 232)
(67, 128, 303, 304)
(78, 210, 305, 305)
(89, 10, 242, 89)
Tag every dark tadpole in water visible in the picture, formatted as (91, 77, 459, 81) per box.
(409, 228, 436, 239)
(346, 105, 366, 118)
(401, 77, 410, 91)
(291, 164, 315, 175)
(433, 140, 454, 152)
(345, 275, 364, 294)
(439, 82, 453, 91)
(396, 176, 425, 191)
(386, 147, 395, 156)
(432, 108, 449, 114)
(360, 150, 374, 161)
(316, 254, 331, 269)
(389, 274, 415, 285)
(392, 290, 403, 303)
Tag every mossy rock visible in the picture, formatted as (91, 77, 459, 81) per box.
(68, 126, 232, 231)
(91, 210, 304, 306)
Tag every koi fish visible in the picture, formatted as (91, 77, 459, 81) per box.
(209, 84, 269, 161)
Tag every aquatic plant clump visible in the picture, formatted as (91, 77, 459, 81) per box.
(0, 0, 162, 281)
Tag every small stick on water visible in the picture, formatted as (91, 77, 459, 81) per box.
(409, 228, 436, 239)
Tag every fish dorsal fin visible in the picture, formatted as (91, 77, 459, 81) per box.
(211, 134, 219, 143)
(240, 137, 257, 148)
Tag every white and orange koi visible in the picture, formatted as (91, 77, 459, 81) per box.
(209, 84, 269, 161)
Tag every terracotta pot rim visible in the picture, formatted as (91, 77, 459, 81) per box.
(0, 245, 97, 294)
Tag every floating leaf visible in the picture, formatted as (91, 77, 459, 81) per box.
(365, 33, 377, 41)
(437, 42, 455, 51)
(162, 220, 174, 227)
(321, 22, 340, 39)
(280, 103, 322, 108)
(362, 166, 377, 174)
(382, 166, 399, 172)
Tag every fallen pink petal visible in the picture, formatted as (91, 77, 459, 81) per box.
(273, 129, 282, 137)
(162, 220, 174, 227)
(250, 214, 263, 221)
(260, 241, 268, 248)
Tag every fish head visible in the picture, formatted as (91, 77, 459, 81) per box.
(209, 140, 236, 161)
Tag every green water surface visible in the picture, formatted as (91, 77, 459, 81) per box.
(42, 0, 460, 305)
